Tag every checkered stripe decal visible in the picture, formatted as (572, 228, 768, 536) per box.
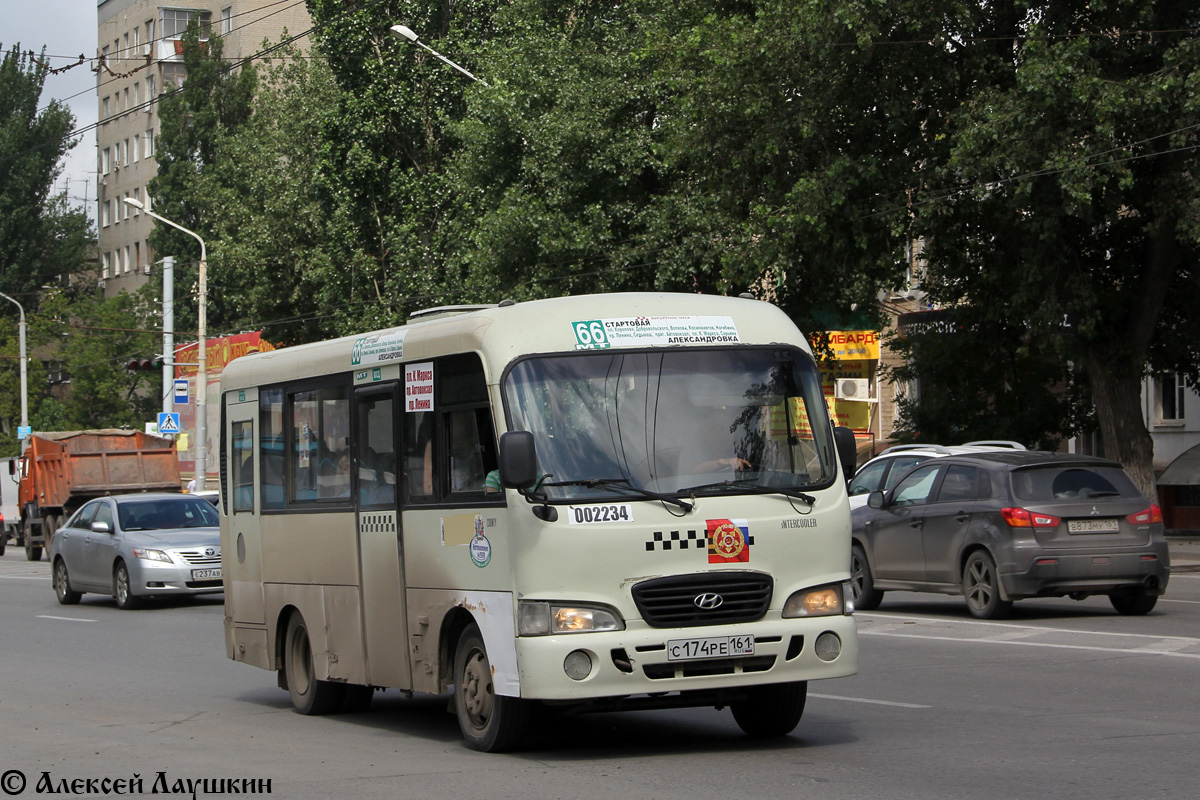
(359, 511, 397, 535)
(645, 530, 755, 551)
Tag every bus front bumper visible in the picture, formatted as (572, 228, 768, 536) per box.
(512, 613, 858, 702)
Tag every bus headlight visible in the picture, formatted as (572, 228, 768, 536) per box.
(518, 602, 625, 635)
(782, 583, 846, 618)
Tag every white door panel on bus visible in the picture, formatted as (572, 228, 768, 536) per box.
(224, 398, 265, 625)
(401, 508, 511, 592)
(260, 513, 360, 586)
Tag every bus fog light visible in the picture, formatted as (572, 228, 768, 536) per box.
(814, 632, 841, 662)
(564, 650, 593, 681)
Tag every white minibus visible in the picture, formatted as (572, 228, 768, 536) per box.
(219, 292, 859, 751)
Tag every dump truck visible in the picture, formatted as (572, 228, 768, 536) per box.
(10, 430, 182, 561)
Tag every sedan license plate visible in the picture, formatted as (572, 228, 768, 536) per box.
(191, 568, 222, 580)
(1067, 519, 1120, 534)
(667, 635, 754, 662)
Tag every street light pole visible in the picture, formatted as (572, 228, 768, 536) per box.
(389, 24, 489, 85)
(122, 198, 208, 492)
(0, 291, 28, 435)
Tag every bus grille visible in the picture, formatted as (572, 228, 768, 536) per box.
(631, 572, 773, 628)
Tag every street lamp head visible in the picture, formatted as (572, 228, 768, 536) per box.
(390, 24, 419, 42)
(123, 197, 146, 210)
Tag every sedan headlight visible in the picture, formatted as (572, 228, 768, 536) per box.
(131, 548, 173, 563)
(783, 583, 848, 618)
(518, 602, 625, 635)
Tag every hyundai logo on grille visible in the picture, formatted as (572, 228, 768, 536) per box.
(205, 547, 217, 557)
(694, 593, 724, 610)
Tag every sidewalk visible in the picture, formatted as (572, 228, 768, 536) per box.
(1168, 537, 1200, 572)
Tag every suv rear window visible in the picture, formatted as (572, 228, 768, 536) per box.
(1010, 465, 1142, 502)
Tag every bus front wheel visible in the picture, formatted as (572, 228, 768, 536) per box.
(730, 681, 808, 738)
(453, 623, 530, 752)
(284, 613, 344, 715)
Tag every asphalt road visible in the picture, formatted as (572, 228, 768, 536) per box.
(1, 543, 1197, 800)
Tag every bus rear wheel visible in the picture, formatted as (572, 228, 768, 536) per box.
(453, 623, 530, 752)
(284, 613, 344, 715)
(730, 681, 808, 738)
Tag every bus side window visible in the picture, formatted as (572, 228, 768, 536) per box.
(260, 388, 285, 509)
(404, 411, 435, 502)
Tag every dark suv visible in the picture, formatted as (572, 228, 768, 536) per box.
(850, 451, 1171, 618)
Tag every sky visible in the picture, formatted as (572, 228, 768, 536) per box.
(5, 0, 103, 219)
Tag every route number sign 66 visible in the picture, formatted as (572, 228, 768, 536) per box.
(572, 320, 610, 349)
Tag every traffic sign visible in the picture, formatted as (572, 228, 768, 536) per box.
(174, 378, 190, 404)
(17, 425, 31, 440)
(157, 412, 180, 434)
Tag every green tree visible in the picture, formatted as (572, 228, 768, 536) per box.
(915, 0, 1200, 494)
(0, 45, 78, 300)
(148, 22, 256, 335)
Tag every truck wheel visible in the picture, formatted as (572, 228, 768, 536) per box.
(22, 516, 40, 561)
(43, 514, 59, 549)
(113, 561, 140, 609)
(0, 531, 6, 556)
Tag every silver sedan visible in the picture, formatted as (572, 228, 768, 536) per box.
(48, 493, 221, 609)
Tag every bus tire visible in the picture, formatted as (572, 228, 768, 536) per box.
(850, 544, 883, 611)
(453, 623, 530, 752)
(284, 613, 344, 715)
(731, 681, 808, 738)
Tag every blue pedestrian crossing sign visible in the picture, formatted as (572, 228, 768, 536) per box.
(157, 412, 181, 435)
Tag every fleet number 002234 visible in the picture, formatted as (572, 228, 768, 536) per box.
(666, 635, 755, 662)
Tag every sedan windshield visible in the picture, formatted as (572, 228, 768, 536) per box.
(118, 498, 220, 531)
(503, 347, 837, 502)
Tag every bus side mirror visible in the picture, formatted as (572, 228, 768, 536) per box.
(833, 426, 857, 483)
(498, 431, 537, 490)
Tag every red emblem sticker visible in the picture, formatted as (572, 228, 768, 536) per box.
(707, 519, 750, 563)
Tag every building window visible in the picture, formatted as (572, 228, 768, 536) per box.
(146, 74, 156, 101)
(132, 134, 140, 162)
(102, 252, 110, 279)
(221, 6, 233, 35)
(134, 82, 141, 109)
(145, 129, 154, 157)
(163, 62, 187, 90)
(146, 20, 155, 47)
(102, 96, 111, 119)
(135, 242, 142, 270)
(124, 246, 132, 273)
(1157, 373, 1186, 422)
(102, 147, 111, 174)
(161, 9, 212, 39)
(133, 187, 142, 212)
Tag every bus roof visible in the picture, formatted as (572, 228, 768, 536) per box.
(219, 292, 813, 392)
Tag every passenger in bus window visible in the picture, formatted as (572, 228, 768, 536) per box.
(448, 411, 486, 492)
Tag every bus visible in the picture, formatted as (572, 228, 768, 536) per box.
(219, 292, 859, 751)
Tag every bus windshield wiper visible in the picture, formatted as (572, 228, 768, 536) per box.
(543, 477, 694, 512)
(678, 478, 816, 505)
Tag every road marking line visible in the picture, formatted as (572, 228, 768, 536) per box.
(1160, 598, 1200, 604)
(809, 693, 930, 709)
(37, 615, 97, 623)
(859, 629, 1200, 659)
(857, 612, 1200, 643)
(0, 575, 46, 580)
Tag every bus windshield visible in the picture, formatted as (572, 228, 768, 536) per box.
(503, 347, 837, 502)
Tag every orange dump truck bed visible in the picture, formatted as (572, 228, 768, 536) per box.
(15, 430, 181, 559)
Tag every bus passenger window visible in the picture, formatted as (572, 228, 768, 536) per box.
(404, 412, 434, 502)
(448, 409, 486, 493)
(260, 388, 285, 509)
(232, 420, 254, 513)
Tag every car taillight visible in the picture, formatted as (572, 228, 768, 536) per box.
(1001, 507, 1061, 528)
(1126, 505, 1162, 525)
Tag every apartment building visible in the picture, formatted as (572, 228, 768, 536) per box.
(95, 0, 311, 297)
